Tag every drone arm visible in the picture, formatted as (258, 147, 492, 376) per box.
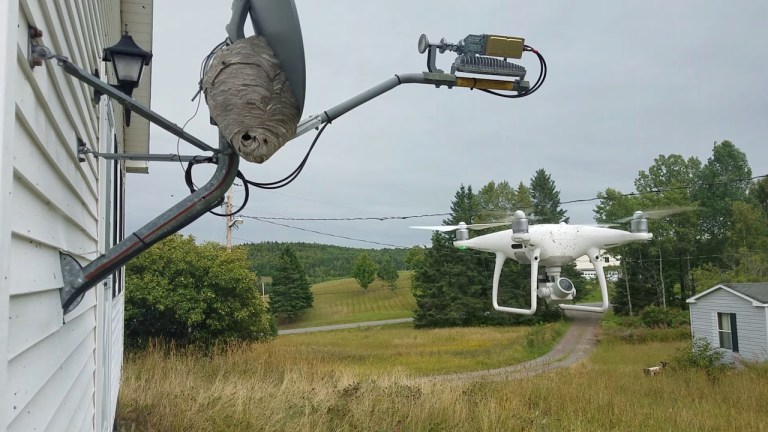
(492, 250, 539, 315)
(560, 248, 610, 313)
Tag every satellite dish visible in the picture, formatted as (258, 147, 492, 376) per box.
(226, 0, 307, 116)
(418, 34, 430, 54)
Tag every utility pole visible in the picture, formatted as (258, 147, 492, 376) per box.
(659, 246, 666, 309)
(225, 187, 233, 251)
(623, 260, 633, 316)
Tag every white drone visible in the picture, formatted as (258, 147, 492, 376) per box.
(411, 209, 687, 315)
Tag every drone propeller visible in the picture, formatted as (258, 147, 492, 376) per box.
(410, 222, 509, 232)
(614, 205, 699, 223)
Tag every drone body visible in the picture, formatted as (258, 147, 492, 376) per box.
(412, 210, 664, 315)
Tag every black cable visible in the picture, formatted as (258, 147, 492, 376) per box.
(239, 213, 451, 222)
(480, 45, 547, 99)
(249, 217, 404, 248)
(207, 171, 250, 217)
(183, 122, 332, 218)
(243, 122, 330, 190)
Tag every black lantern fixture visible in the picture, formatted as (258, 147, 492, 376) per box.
(102, 27, 153, 126)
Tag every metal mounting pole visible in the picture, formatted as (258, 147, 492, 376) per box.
(60, 136, 239, 313)
(50, 52, 218, 153)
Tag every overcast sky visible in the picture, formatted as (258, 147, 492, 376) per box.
(125, 0, 768, 250)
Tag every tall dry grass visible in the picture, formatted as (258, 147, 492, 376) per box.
(117, 326, 768, 431)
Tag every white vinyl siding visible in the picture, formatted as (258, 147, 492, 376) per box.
(690, 288, 768, 363)
(1, 0, 134, 431)
(2, 0, 149, 429)
(0, 2, 20, 429)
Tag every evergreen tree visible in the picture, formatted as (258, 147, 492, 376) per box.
(352, 252, 377, 291)
(270, 246, 313, 320)
(377, 255, 399, 291)
(529, 169, 568, 223)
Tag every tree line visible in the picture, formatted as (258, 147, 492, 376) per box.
(244, 242, 408, 283)
(595, 140, 767, 315)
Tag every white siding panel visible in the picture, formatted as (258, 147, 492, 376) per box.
(1, 1, 21, 429)
(10, 174, 96, 289)
(8, 234, 71, 292)
(110, 294, 124, 413)
(46, 352, 96, 432)
(13, 109, 98, 231)
(15, 47, 98, 197)
(6, 289, 62, 359)
(7, 310, 95, 428)
(18, 0, 98, 153)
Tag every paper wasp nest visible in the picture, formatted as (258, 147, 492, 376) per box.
(203, 36, 299, 163)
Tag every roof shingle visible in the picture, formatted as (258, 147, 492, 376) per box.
(722, 283, 768, 304)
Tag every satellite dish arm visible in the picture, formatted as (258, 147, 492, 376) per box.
(293, 73, 457, 139)
(492, 250, 539, 315)
(560, 248, 610, 313)
(59, 136, 239, 314)
(226, 0, 249, 41)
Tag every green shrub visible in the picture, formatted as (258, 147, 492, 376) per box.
(674, 337, 730, 380)
(525, 322, 567, 356)
(125, 234, 277, 349)
(639, 306, 690, 328)
(599, 310, 690, 344)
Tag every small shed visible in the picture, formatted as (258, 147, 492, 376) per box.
(687, 283, 768, 363)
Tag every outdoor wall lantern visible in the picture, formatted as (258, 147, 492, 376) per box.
(100, 29, 153, 126)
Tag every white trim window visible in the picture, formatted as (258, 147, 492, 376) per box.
(717, 312, 739, 352)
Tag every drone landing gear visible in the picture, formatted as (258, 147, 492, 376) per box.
(559, 248, 610, 313)
(491, 248, 610, 316)
(491, 250, 540, 315)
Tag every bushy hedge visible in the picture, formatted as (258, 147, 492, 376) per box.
(125, 234, 277, 349)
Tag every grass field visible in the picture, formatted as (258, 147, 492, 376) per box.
(278, 272, 416, 329)
(117, 322, 768, 431)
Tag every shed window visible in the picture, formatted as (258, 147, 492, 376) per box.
(717, 313, 739, 352)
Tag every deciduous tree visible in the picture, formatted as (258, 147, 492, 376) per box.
(377, 255, 399, 291)
(352, 252, 377, 291)
(125, 234, 276, 348)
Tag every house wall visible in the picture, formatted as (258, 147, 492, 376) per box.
(0, 1, 21, 429)
(689, 289, 768, 363)
(1, 0, 136, 430)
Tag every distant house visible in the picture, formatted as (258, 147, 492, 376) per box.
(687, 283, 768, 364)
(574, 252, 621, 281)
(1, 1, 153, 430)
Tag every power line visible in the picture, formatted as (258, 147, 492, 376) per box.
(622, 249, 768, 263)
(235, 174, 767, 223)
(561, 174, 767, 205)
(245, 217, 407, 248)
(239, 212, 450, 222)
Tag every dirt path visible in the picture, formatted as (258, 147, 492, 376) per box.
(278, 318, 414, 335)
(423, 309, 602, 382)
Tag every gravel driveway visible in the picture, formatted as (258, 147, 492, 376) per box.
(424, 309, 603, 381)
